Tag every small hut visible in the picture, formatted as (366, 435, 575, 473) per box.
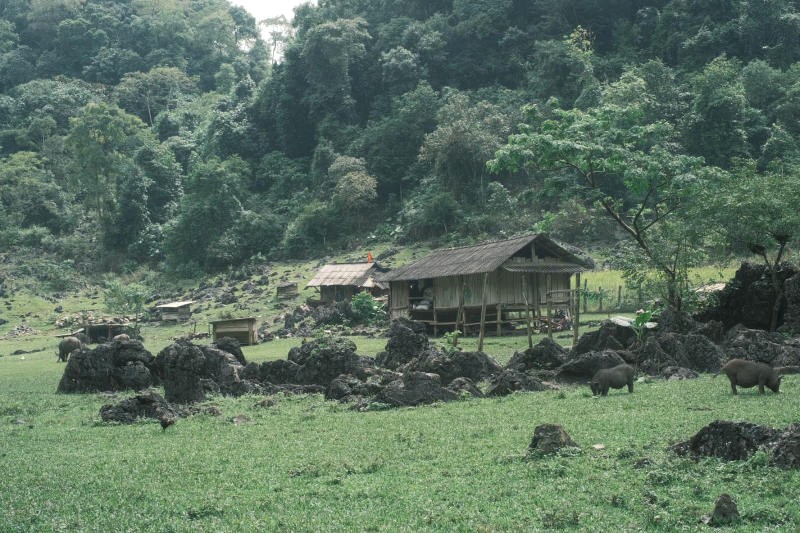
(156, 300, 195, 322)
(378, 234, 593, 346)
(209, 317, 257, 346)
(276, 282, 298, 300)
(306, 262, 389, 304)
(82, 322, 129, 343)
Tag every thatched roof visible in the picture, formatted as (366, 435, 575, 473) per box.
(379, 234, 593, 282)
(307, 262, 389, 289)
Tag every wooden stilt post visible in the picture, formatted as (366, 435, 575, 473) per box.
(546, 274, 553, 341)
(534, 275, 541, 330)
(454, 276, 465, 347)
(522, 274, 533, 349)
(583, 278, 588, 313)
(573, 272, 581, 348)
(478, 272, 489, 351)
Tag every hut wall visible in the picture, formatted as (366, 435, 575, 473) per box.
(390, 271, 573, 315)
(161, 307, 191, 322)
(433, 276, 460, 308)
(496, 270, 537, 305)
(389, 282, 409, 318)
(320, 285, 358, 303)
(536, 273, 571, 304)
(433, 271, 543, 308)
(212, 321, 256, 345)
(320, 286, 335, 302)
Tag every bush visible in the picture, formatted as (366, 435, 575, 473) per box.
(350, 292, 387, 326)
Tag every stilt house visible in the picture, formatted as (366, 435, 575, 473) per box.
(379, 234, 593, 343)
(306, 262, 389, 304)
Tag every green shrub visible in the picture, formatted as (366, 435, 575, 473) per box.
(350, 292, 387, 326)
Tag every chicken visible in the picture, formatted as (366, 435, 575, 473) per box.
(159, 415, 175, 432)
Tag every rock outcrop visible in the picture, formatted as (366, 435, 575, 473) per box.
(57, 340, 157, 393)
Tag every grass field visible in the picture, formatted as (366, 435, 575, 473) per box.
(0, 259, 786, 531)
(580, 265, 738, 313)
(2, 333, 800, 531)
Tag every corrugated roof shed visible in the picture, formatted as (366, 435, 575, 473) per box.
(380, 234, 593, 281)
(307, 263, 388, 289)
(156, 300, 196, 309)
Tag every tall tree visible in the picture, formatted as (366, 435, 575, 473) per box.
(300, 17, 371, 124)
(490, 72, 717, 311)
(684, 56, 756, 168)
(419, 91, 511, 205)
(113, 67, 198, 126)
(65, 102, 148, 221)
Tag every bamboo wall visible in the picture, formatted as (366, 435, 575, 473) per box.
(389, 282, 410, 318)
(320, 285, 357, 303)
(390, 270, 571, 311)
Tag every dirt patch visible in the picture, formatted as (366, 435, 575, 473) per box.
(673, 419, 800, 468)
(99, 390, 186, 424)
(528, 424, 579, 455)
(506, 338, 568, 371)
(487, 369, 551, 396)
(673, 420, 778, 461)
(375, 371, 458, 407)
(555, 350, 627, 382)
(402, 348, 503, 383)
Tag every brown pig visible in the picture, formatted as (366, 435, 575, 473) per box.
(717, 359, 781, 395)
(590, 364, 635, 396)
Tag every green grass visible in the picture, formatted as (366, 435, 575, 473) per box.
(2, 259, 792, 531)
(2, 342, 800, 531)
(581, 265, 738, 312)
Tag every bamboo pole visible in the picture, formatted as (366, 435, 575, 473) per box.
(573, 272, 581, 348)
(522, 274, 533, 349)
(454, 276, 465, 347)
(546, 274, 553, 341)
(583, 278, 588, 313)
(478, 272, 489, 351)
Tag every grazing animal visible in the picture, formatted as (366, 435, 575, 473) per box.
(717, 359, 781, 395)
(590, 364, 635, 396)
(57, 336, 82, 362)
(159, 415, 175, 432)
(112, 333, 130, 342)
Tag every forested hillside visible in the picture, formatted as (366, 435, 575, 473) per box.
(1, 0, 798, 290)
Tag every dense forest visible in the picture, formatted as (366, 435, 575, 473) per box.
(1, 0, 798, 298)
